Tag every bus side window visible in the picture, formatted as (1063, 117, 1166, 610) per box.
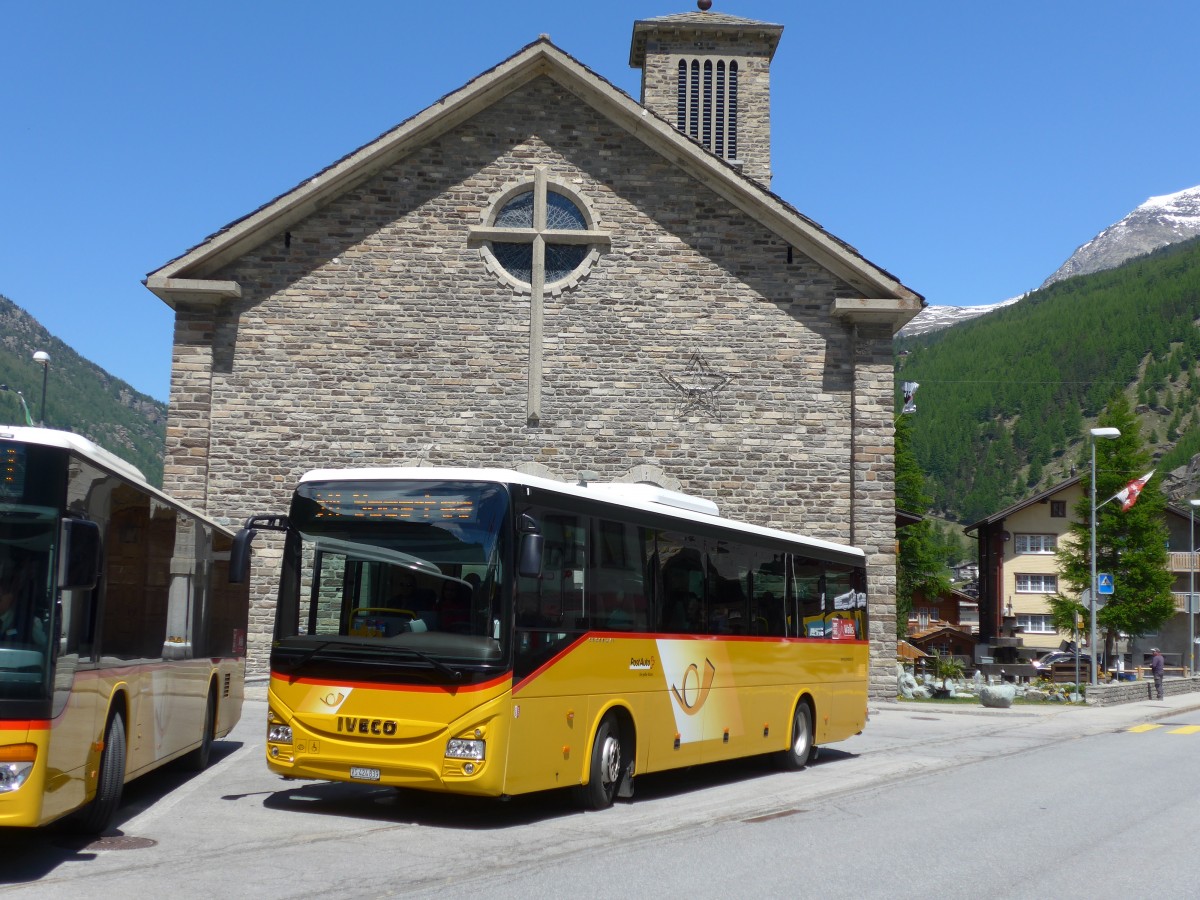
(748, 551, 787, 637)
(706, 538, 750, 635)
(794, 557, 824, 638)
(590, 520, 649, 632)
(825, 563, 864, 640)
(657, 530, 704, 633)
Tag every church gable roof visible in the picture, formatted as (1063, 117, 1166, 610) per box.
(146, 36, 921, 319)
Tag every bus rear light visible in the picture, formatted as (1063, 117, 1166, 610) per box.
(0, 744, 36, 793)
(445, 739, 485, 761)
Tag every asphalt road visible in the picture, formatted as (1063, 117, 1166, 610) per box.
(3, 688, 1198, 899)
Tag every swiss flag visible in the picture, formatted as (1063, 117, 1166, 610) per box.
(1115, 470, 1155, 511)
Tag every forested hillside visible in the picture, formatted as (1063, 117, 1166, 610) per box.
(896, 235, 1200, 524)
(0, 294, 166, 484)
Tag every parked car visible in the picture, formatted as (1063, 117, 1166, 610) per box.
(1032, 651, 1092, 672)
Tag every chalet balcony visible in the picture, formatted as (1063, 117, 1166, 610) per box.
(1171, 591, 1198, 613)
(1168, 552, 1200, 574)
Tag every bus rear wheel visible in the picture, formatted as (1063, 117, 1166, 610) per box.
(76, 712, 126, 834)
(577, 714, 622, 811)
(183, 686, 217, 772)
(778, 701, 816, 771)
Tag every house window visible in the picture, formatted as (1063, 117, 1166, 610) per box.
(1050, 501, 1066, 518)
(1015, 534, 1057, 554)
(1017, 613, 1056, 633)
(1016, 573, 1057, 593)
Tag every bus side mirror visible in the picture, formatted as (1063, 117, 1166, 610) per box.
(229, 515, 289, 584)
(59, 519, 101, 591)
(518, 533, 544, 579)
(230, 530, 254, 584)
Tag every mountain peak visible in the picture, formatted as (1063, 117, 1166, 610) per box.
(1041, 184, 1200, 288)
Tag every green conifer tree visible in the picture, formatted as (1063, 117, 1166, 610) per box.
(1053, 394, 1175, 661)
(894, 414, 953, 640)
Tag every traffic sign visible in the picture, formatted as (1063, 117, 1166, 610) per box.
(1097, 573, 1115, 595)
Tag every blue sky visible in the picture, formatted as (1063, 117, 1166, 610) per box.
(3, 0, 1197, 402)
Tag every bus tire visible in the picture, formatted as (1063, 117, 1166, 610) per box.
(77, 712, 126, 834)
(183, 685, 217, 772)
(778, 701, 815, 771)
(577, 714, 621, 811)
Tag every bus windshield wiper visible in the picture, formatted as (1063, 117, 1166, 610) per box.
(277, 639, 340, 672)
(390, 646, 462, 681)
(278, 639, 462, 681)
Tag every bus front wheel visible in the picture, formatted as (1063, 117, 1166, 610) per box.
(778, 701, 817, 771)
(76, 712, 127, 833)
(577, 714, 621, 811)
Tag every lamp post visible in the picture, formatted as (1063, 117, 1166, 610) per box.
(1089, 426, 1121, 686)
(32, 351, 49, 426)
(1190, 499, 1200, 675)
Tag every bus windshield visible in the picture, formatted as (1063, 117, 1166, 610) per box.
(276, 480, 511, 676)
(0, 504, 56, 702)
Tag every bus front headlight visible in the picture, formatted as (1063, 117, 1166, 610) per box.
(267, 709, 292, 745)
(445, 738, 485, 761)
(0, 744, 36, 793)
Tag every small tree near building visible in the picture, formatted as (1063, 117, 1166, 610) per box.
(895, 414, 953, 639)
(1053, 394, 1175, 661)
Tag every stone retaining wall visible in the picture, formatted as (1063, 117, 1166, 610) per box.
(1086, 675, 1200, 707)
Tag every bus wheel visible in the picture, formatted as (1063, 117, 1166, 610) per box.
(76, 713, 127, 834)
(778, 701, 816, 771)
(184, 687, 217, 772)
(577, 714, 621, 811)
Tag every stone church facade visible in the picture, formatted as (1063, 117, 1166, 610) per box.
(146, 10, 922, 699)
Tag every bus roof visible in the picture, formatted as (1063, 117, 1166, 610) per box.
(1, 424, 147, 482)
(298, 466, 865, 561)
(0, 425, 235, 537)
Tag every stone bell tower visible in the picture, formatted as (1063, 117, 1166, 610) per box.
(630, 4, 783, 187)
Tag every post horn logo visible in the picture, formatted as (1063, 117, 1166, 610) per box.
(320, 691, 346, 707)
(670, 658, 716, 716)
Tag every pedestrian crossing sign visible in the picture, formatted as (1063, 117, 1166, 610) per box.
(1097, 573, 1114, 595)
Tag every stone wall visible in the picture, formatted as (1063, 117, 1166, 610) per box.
(166, 76, 898, 693)
(1087, 676, 1200, 706)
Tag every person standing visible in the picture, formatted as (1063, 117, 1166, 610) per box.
(1150, 647, 1165, 700)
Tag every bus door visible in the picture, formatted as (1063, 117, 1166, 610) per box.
(507, 511, 589, 795)
(44, 516, 104, 822)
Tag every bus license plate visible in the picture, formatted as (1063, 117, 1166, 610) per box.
(350, 766, 380, 782)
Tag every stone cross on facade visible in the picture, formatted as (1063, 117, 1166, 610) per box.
(469, 166, 609, 423)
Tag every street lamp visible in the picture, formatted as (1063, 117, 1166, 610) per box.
(1189, 499, 1200, 675)
(1089, 426, 1121, 686)
(32, 351, 49, 426)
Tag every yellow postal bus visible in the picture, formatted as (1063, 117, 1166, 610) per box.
(235, 467, 867, 809)
(0, 426, 249, 830)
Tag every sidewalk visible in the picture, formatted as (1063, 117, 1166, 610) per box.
(888, 690, 1200, 727)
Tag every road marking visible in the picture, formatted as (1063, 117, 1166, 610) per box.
(1126, 724, 1162, 732)
(1168, 725, 1200, 734)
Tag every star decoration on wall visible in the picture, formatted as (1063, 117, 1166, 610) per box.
(661, 353, 733, 417)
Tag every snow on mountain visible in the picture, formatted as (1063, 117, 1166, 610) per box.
(896, 296, 1022, 338)
(1041, 184, 1200, 288)
(897, 184, 1200, 339)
